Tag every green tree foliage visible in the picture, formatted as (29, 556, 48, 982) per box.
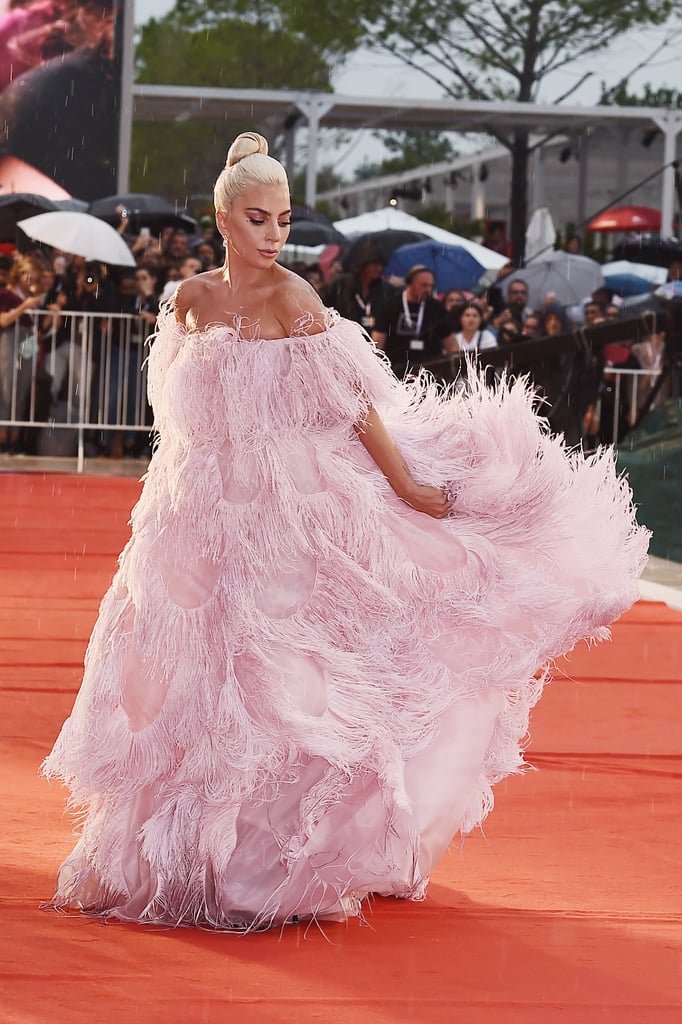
(360, 0, 680, 261)
(156, 0, 368, 66)
(355, 131, 458, 178)
(131, 0, 363, 201)
(601, 82, 682, 108)
(290, 164, 346, 207)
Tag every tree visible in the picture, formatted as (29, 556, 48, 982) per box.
(290, 163, 346, 208)
(361, 0, 680, 262)
(354, 130, 458, 179)
(131, 0, 364, 201)
(601, 82, 682, 109)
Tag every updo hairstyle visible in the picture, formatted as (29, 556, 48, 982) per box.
(213, 132, 289, 212)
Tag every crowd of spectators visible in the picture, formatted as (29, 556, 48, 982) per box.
(0, 212, 674, 458)
(314, 241, 675, 448)
(0, 213, 223, 456)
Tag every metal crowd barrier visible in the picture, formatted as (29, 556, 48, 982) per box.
(0, 309, 151, 472)
(605, 366, 663, 446)
(0, 308, 664, 473)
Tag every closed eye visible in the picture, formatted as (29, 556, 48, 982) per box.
(248, 219, 291, 227)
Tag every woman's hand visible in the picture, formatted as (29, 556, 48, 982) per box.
(399, 483, 453, 519)
(353, 406, 455, 520)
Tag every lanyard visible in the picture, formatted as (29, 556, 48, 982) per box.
(355, 293, 371, 315)
(402, 291, 425, 335)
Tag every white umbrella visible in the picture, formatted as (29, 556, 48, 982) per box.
(602, 259, 667, 285)
(502, 250, 604, 308)
(525, 207, 556, 261)
(17, 211, 136, 266)
(334, 206, 508, 270)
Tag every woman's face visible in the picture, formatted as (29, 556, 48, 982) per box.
(443, 290, 464, 311)
(306, 269, 323, 292)
(17, 266, 36, 293)
(460, 306, 482, 333)
(218, 184, 291, 271)
(136, 269, 155, 294)
(40, 270, 55, 292)
(544, 312, 562, 335)
(197, 243, 217, 264)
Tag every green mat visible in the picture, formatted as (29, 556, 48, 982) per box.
(617, 398, 682, 563)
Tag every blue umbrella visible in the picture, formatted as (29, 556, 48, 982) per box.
(601, 272, 653, 297)
(384, 239, 484, 292)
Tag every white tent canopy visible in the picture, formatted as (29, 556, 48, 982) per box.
(333, 207, 508, 270)
(127, 87, 682, 235)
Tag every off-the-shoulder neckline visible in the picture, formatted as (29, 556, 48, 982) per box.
(161, 306, 347, 343)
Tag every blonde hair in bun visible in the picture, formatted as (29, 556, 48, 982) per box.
(214, 131, 288, 211)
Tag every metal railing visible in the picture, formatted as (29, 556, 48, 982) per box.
(604, 366, 663, 446)
(0, 310, 665, 472)
(0, 309, 151, 472)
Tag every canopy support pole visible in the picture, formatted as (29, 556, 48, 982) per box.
(653, 111, 682, 238)
(297, 96, 335, 208)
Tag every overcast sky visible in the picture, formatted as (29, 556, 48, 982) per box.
(134, 0, 682, 175)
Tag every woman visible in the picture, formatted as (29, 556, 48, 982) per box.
(43, 133, 648, 932)
(539, 302, 569, 337)
(441, 302, 497, 355)
(0, 254, 42, 453)
(521, 313, 541, 339)
(437, 302, 497, 390)
(440, 288, 466, 312)
(536, 302, 596, 445)
(134, 265, 160, 330)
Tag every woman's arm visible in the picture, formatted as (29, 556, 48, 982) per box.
(0, 293, 41, 329)
(355, 405, 452, 519)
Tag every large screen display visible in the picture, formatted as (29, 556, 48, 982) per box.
(0, 0, 122, 200)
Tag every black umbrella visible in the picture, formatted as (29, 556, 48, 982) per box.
(0, 193, 58, 243)
(291, 204, 336, 226)
(619, 291, 667, 314)
(88, 193, 198, 234)
(54, 198, 89, 212)
(613, 238, 682, 269)
(342, 229, 430, 271)
(287, 220, 346, 247)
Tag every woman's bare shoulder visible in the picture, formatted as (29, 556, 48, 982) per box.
(173, 271, 222, 327)
(272, 268, 329, 337)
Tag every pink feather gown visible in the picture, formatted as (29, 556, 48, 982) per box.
(42, 308, 648, 930)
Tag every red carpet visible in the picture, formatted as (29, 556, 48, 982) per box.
(1, 473, 681, 1023)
